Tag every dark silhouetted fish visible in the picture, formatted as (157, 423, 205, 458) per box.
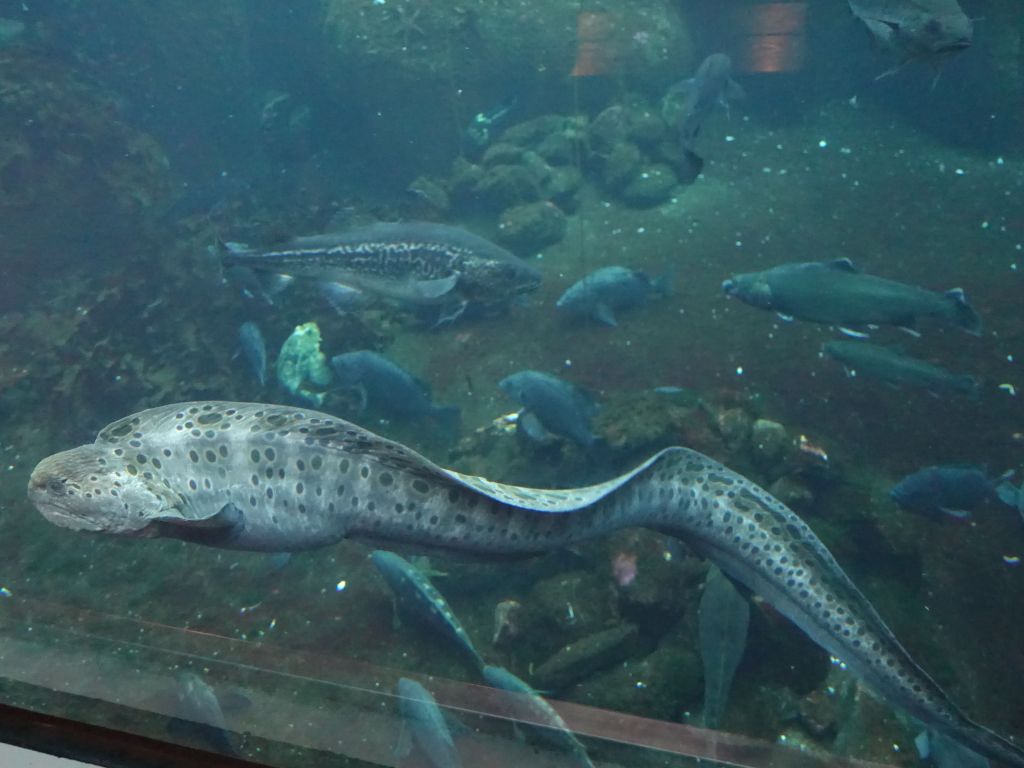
(237, 322, 267, 387)
(498, 370, 599, 450)
(555, 266, 672, 327)
(222, 222, 541, 319)
(698, 565, 750, 729)
(891, 465, 1015, 520)
(396, 678, 462, 768)
(667, 53, 744, 183)
(848, 0, 972, 77)
(482, 666, 594, 768)
(723, 259, 981, 335)
(371, 550, 484, 673)
(26, 402, 1024, 767)
(330, 351, 460, 436)
(166, 671, 237, 756)
(824, 340, 979, 397)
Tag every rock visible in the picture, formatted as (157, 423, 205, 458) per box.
(531, 570, 617, 646)
(621, 163, 677, 207)
(474, 164, 542, 209)
(543, 166, 583, 210)
(798, 686, 841, 737)
(531, 624, 641, 691)
(626, 108, 669, 147)
(601, 141, 643, 189)
(448, 157, 484, 203)
(769, 476, 815, 510)
(751, 418, 791, 463)
(497, 201, 567, 253)
(588, 105, 629, 154)
(481, 142, 524, 167)
(406, 176, 450, 213)
(570, 624, 702, 721)
(716, 408, 752, 449)
(501, 114, 575, 147)
(536, 133, 575, 165)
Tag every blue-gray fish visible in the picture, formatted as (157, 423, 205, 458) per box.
(25, 402, 1024, 767)
(667, 53, 744, 182)
(237, 322, 267, 387)
(698, 565, 750, 729)
(396, 678, 462, 768)
(222, 221, 541, 312)
(371, 550, 484, 672)
(555, 266, 671, 327)
(166, 671, 236, 756)
(891, 466, 1014, 520)
(824, 340, 979, 398)
(847, 0, 972, 77)
(723, 259, 982, 335)
(330, 351, 459, 436)
(482, 665, 594, 768)
(498, 371, 598, 450)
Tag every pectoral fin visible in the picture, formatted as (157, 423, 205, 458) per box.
(157, 503, 245, 546)
(593, 303, 617, 327)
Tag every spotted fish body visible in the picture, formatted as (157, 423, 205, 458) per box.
(26, 402, 1024, 767)
(221, 222, 541, 309)
(371, 550, 485, 673)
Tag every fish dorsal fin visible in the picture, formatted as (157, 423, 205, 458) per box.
(99, 402, 675, 514)
(441, 448, 676, 513)
(827, 258, 859, 273)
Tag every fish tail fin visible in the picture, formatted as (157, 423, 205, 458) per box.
(945, 288, 982, 335)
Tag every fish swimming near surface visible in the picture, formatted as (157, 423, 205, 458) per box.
(237, 322, 267, 387)
(498, 370, 599, 450)
(891, 465, 1016, 520)
(665, 53, 744, 183)
(847, 0, 973, 78)
(330, 351, 460, 437)
(371, 550, 485, 673)
(556, 266, 672, 327)
(221, 221, 541, 322)
(698, 565, 750, 729)
(723, 258, 982, 335)
(395, 677, 463, 768)
(823, 340, 980, 398)
(25, 401, 1024, 767)
(482, 665, 594, 768)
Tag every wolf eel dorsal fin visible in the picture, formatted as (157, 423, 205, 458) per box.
(441, 448, 677, 513)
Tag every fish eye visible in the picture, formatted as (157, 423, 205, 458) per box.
(47, 478, 66, 493)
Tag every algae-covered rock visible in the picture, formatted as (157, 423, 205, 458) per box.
(544, 166, 584, 210)
(571, 623, 702, 721)
(531, 570, 618, 647)
(532, 624, 641, 691)
(276, 322, 332, 407)
(768, 475, 815, 510)
(497, 201, 567, 253)
(474, 164, 542, 210)
(481, 142, 525, 167)
(0, 47, 172, 270)
(601, 142, 643, 189)
(621, 163, 677, 207)
(406, 176, 450, 214)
